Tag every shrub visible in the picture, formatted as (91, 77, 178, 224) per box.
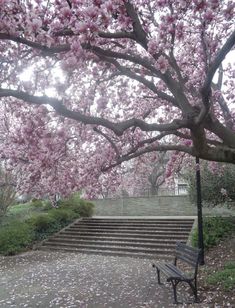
(30, 199, 44, 208)
(191, 217, 235, 249)
(0, 222, 34, 255)
(59, 194, 94, 217)
(185, 162, 235, 206)
(207, 261, 235, 291)
(28, 214, 57, 232)
(39, 199, 52, 211)
(28, 213, 62, 241)
(74, 201, 94, 217)
(48, 208, 77, 224)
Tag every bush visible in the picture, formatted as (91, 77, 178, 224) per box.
(207, 261, 235, 291)
(30, 199, 44, 208)
(48, 208, 77, 224)
(59, 193, 94, 217)
(28, 213, 61, 241)
(28, 214, 57, 232)
(0, 222, 34, 255)
(185, 162, 235, 206)
(191, 217, 235, 249)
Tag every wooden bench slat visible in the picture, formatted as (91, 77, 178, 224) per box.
(154, 262, 188, 280)
(166, 263, 191, 280)
(176, 254, 198, 267)
(154, 262, 174, 277)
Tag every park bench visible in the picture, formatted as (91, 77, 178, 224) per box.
(152, 242, 200, 304)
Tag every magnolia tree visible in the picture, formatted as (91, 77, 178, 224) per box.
(0, 0, 234, 199)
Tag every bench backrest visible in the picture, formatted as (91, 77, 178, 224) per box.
(175, 242, 200, 276)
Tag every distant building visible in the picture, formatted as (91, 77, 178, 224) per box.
(174, 176, 188, 195)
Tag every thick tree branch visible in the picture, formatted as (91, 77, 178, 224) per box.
(0, 33, 70, 54)
(205, 118, 235, 148)
(54, 29, 135, 40)
(0, 88, 189, 135)
(124, 1, 148, 48)
(197, 29, 235, 125)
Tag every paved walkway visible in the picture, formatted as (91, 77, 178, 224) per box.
(0, 251, 198, 308)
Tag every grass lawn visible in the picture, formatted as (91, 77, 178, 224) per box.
(0, 203, 43, 227)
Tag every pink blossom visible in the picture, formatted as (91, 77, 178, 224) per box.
(85, 6, 99, 19)
(157, 0, 167, 7)
(61, 7, 72, 19)
(30, 18, 42, 32)
(148, 39, 158, 55)
(204, 10, 214, 22)
(183, 140, 192, 146)
(156, 55, 168, 73)
(74, 22, 88, 34)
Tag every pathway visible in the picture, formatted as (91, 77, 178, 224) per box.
(0, 251, 199, 308)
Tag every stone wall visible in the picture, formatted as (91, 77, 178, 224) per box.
(92, 195, 235, 217)
(92, 195, 195, 216)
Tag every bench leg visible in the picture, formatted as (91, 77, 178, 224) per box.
(171, 280, 179, 304)
(156, 268, 161, 284)
(188, 280, 198, 303)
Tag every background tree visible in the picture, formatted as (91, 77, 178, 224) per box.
(125, 152, 169, 196)
(0, 166, 16, 218)
(0, 1, 234, 198)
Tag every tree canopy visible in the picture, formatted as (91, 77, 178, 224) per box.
(0, 0, 234, 197)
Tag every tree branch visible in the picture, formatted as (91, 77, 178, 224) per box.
(102, 144, 193, 171)
(93, 127, 120, 158)
(124, 1, 148, 49)
(95, 54, 179, 107)
(0, 33, 70, 54)
(0, 88, 190, 135)
(197, 29, 235, 125)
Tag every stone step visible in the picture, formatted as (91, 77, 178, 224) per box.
(64, 228, 191, 235)
(82, 218, 195, 223)
(45, 238, 181, 249)
(69, 223, 192, 229)
(78, 219, 194, 224)
(52, 234, 188, 242)
(57, 229, 189, 239)
(40, 246, 172, 260)
(39, 217, 194, 258)
(73, 222, 192, 229)
(41, 241, 174, 255)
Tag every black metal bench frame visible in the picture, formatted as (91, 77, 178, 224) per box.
(152, 242, 200, 304)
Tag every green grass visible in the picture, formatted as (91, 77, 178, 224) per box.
(0, 195, 94, 255)
(207, 261, 235, 291)
(0, 203, 44, 227)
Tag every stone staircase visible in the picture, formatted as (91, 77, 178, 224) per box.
(39, 217, 195, 259)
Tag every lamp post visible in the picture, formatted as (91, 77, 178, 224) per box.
(195, 157, 205, 265)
